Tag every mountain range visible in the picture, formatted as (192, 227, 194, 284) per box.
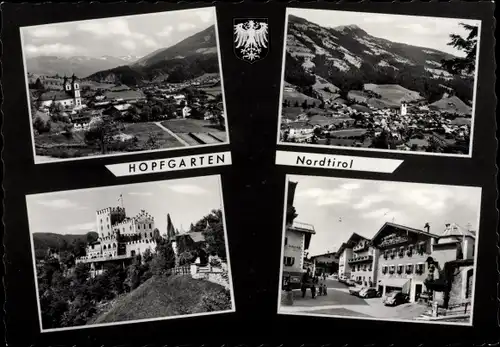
(87, 25, 219, 85)
(284, 14, 475, 107)
(25, 24, 219, 85)
(26, 55, 142, 79)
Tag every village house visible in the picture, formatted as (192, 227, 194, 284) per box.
(310, 251, 339, 276)
(282, 180, 316, 289)
(336, 233, 377, 286)
(369, 221, 475, 306)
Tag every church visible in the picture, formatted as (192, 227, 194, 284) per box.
(38, 74, 82, 109)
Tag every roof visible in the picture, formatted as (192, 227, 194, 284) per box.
(113, 103, 133, 111)
(38, 91, 73, 101)
(289, 221, 316, 234)
(310, 251, 338, 259)
(371, 222, 440, 246)
(440, 223, 476, 239)
(177, 231, 205, 243)
(335, 233, 369, 256)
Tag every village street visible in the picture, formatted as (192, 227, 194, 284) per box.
(280, 279, 429, 320)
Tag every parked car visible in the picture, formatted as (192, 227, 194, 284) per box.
(359, 288, 381, 298)
(349, 286, 365, 296)
(383, 291, 409, 306)
(345, 279, 356, 286)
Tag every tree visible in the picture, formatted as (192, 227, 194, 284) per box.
(33, 117, 51, 134)
(441, 23, 479, 75)
(196, 209, 226, 260)
(34, 78, 45, 90)
(146, 132, 160, 150)
(140, 105, 152, 122)
(84, 116, 120, 154)
(151, 239, 176, 275)
(372, 130, 390, 149)
(151, 105, 162, 120)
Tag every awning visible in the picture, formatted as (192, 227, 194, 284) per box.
(382, 278, 411, 294)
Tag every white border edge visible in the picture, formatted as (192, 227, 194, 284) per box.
(275, 8, 483, 160)
(19, 6, 231, 166)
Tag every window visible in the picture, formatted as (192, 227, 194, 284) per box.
(101, 225, 103, 231)
(416, 263, 425, 274)
(406, 245, 413, 256)
(285, 237, 288, 246)
(150, 232, 153, 237)
(398, 247, 404, 258)
(383, 251, 389, 259)
(138, 224, 141, 230)
(149, 223, 152, 229)
(417, 242, 426, 255)
(130, 225, 132, 230)
(397, 265, 403, 274)
(406, 264, 414, 274)
(283, 257, 295, 266)
(113, 243, 116, 248)
(389, 265, 395, 274)
(390, 250, 396, 259)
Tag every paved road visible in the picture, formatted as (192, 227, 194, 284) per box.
(283, 279, 428, 320)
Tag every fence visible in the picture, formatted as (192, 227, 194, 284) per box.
(167, 265, 191, 275)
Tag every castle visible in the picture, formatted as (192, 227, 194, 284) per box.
(38, 74, 82, 109)
(76, 206, 159, 275)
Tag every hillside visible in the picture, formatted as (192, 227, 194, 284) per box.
(284, 14, 475, 106)
(33, 232, 98, 255)
(90, 275, 231, 324)
(133, 25, 217, 67)
(87, 25, 220, 85)
(430, 95, 472, 115)
(25, 55, 138, 78)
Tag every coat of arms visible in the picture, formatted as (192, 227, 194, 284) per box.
(233, 18, 269, 63)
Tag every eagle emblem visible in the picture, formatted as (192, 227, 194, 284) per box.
(233, 18, 269, 63)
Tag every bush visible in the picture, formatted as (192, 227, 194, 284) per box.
(34, 117, 51, 134)
(197, 289, 231, 312)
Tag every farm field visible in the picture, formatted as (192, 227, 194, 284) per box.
(283, 89, 321, 107)
(123, 122, 184, 149)
(161, 119, 218, 134)
(329, 129, 368, 137)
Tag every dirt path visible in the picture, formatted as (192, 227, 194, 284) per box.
(153, 122, 190, 147)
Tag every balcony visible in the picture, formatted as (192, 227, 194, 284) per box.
(353, 242, 369, 252)
(348, 255, 373, 264)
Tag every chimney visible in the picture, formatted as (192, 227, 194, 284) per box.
(424, 222, 430, 233)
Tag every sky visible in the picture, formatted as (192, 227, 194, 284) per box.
(287, 175, 482, 257)
(21, 7, 216, 58)
(26, 175, 223, 236)
(288, 8, 481, 58)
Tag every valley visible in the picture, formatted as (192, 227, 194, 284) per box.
(279, 13, 477, 155)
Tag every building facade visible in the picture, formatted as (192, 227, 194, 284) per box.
(76, 206, 159, 277)
(310, 251, 339, 275)
(371, 222, 437, 302)
(282, 180, 316, 289)
(336, 233, 377, 286)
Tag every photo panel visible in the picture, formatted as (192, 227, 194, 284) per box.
(25, 174, 235, 332)
(20, 6, 230, 165)
(278, 174, 481, 326)
(277, 8, 481, 157)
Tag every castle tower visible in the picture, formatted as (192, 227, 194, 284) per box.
(96, 207, 127, 239)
